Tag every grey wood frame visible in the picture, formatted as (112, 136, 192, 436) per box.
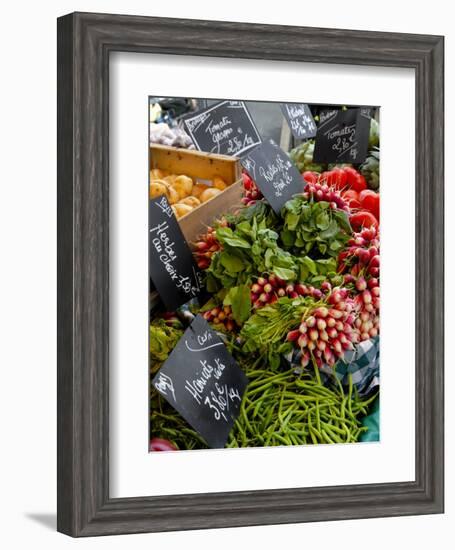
(57, 12, 444, 537)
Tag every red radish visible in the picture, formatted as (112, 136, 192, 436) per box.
(306, 316, 316, 328)
(309, 329, 319, 341)
(287, 329, 300, 342)
(150, 438, 177, 452)
(263, 283, 272, 293)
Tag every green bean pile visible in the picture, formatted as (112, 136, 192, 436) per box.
(150, 361, 377, 450)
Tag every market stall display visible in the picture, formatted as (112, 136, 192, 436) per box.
(149, 101, 380, 451)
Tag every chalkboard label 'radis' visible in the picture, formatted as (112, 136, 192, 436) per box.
(313, 108, 372, 164)
(241, 140, 303, 213)
(149, 195, 203, 311)
(152, 315, 248, 448)
(183, 100, 262, 157)
(280, 103, 317, 140)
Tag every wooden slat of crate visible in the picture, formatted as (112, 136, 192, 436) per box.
(179, 180, 243, 243)
(150, 144, 241, 184)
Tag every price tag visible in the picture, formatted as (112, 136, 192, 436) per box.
(280, 103, 317, 139)
(241, 140, 303, 213)
(149, 195, 203, 311)
(313, 108, 371, 164)
(152, 315, 248, 448)
(183, 100, 262, 156)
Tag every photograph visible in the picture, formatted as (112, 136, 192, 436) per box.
(149, 98, 381, 451)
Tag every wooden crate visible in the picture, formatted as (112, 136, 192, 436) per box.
(150, 144, 244, 243)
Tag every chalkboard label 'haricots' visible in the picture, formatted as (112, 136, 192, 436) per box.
(149, 195, 203, 311)
(280, 103, 317, 140)
(182, 100, 262, 157)
(152, 315, 248, 448)
(313, 108, 371, 164)
(241, 140, 304, 213)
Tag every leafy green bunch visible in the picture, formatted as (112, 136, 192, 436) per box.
(206, 215, 299, 292)
(281, 197, 352, 258)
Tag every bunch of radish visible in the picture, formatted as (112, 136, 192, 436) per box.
(286, 287, 359, 368)
(338, 226, 380, 278)
(202, 305, 237, 332)
(241, 172, 263, 206)
(250, 274, 323, 309)
(193, 224, 224, 270)
(348, 276, 380, 341)
(302, 180, 349, 212)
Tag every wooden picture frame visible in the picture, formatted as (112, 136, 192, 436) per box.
(57, 12, 444, 536)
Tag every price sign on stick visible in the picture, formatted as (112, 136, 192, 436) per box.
(313, 108, 371, 164)
(149, 195, 203, 311)
(241, 140, 303, 213)
(280, 103, 317, 140)
(152, 315, 248, 448)
(183, 100, 262, 156)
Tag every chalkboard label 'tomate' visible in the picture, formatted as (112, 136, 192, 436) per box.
(183, 100, 262, 157)
(241, 140, 303, 213)
(152, 315, 248, 448)
(149, 195, 203, 311)
(280, 103, 317, 140)
(313, 108, 371, 164)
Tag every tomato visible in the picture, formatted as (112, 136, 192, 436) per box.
(242, 171, 253, 191)
(321, 168, 348, 190)
(359, 190, 380, 220)
(341, 189, 361, 209)
(343, 167, 367, 192)
(302, 171, 318, 185)
(349, 211, 379, 231)
(149, 437, 177, 452)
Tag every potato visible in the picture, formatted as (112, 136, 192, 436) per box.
(171, 203, 193, 219)
(165, 185, 179, 205)
(149, 180, 168, 199)
(192, 183, 210, 198)
(200, 188, 222, 203)
(163, 175, 178, 186)
(173, 175, 193, 199)
(179, 196, 201, 208)
(212, 176, 227, 190)
(150, 168, 168, 180)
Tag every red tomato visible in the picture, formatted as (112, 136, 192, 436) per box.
(321, 168, 348, 190)
(302, 171, 318, 185)
(341, 189, 361, 209)
(343, 167, 367, 192)
(349, 211, 379, 231)
(359, 190, 380, 220)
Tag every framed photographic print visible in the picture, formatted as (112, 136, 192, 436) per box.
(57, 12, 444, 536)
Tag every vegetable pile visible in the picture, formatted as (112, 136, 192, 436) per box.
(150, 116, 381, 451)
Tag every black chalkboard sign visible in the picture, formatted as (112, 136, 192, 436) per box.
(313, 108, 371, 164)
(152, 315, 248, 448)
(149, 195, 203, 311)
(280, 103, 317, 140)
(241, 140, 303, 213)
(182, 100, 262, 156)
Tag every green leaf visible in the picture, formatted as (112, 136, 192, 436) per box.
(230, 284, 251, 325)
(316, 211, 330, 230)
(264, 247, 274, 268)
(301, 256, 317, 275)
(286, 212, 300, 231)
(220, 252, 244, 273)
(272, 266, 296, 280)
(216, 227, 251, 249)
(280, 229, 294, 247)
(333, 210, 352, 233)
(319, 219, 339, 240)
